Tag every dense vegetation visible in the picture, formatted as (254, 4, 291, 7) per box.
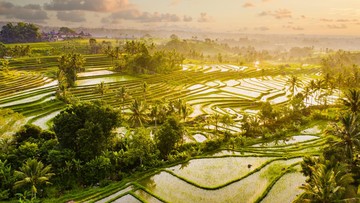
(0, 23, 41, 44)
(0, 27, 359, 202)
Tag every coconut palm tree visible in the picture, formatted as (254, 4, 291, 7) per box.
(128, 99, 148, 127)
(150, 103, 160, 129)
(335, 73, 343, 97)
(323, 72, 334, 89)
(173, 98, 183, 116)
(181, 102, 193, 122)
(286, 75, 302, 98)
(331, 113, 360, 164)
(210, 113, 221, 134)
(221, 114, 234, 136)
(342, 89, 360, 114)
(307, 80, 317, 105)
(94, 81, 109, 99)
(14, 159, 54, 199)
(142, 81, 149, 101)
(315, 79, 325, 105)
(302, 86, 311, 105)
(299, 161, 354, 203)
(117, 86, 130, 115)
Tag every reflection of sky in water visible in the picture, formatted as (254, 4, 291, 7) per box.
(252, 135, 319, 147)
(76, 75, 137, 86)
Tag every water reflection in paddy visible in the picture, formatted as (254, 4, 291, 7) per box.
(252, 135, 319, 147)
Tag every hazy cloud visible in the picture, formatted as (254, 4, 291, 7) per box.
(336, 18, 358, 22)
(254, 26, 269, 31)
(0, 2, 48, 22)
(183, 15, 193, 22)
(320, 18, 333, 22)
(198, 12, 213, 23)
(243, 2, 255, 8)
(102, 10, 181, 23)
(45, 0, 132, 12)
(283, 25, 304, 31)
(238, 27, 248, 32)
(327, 24, 347, 29)
(259, 9, 292, 19)
(57, 11, 86, 22)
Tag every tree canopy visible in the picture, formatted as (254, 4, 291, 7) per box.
(0, 22, 41, 44)
(53, 101, 120, 161)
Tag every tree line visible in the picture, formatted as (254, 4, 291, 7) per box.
(0, 22, 41, 44)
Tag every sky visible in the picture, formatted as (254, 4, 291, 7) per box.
(1, 0, 360, 35)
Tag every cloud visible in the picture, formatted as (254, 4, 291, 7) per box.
(259, 9, 292, 19)
(320, 18, 333, 22)
(238, 27, 248, 32)
(57, 11, 86, 22)
(337, 19, 349, 22)
(183, 15, 193, 22)
(337, 18, 358, 22)
(0, 2, 48, 22)
(243, 2, 255, 8)
(327, 24, 347, 29)
(102, 10, 181, 23)
(283, 25, 304, 31)
(254, 26, 269, 31)
(45, 0, 132, 12)
(198, 12, 213, 23)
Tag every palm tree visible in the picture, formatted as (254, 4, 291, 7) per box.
(221, 114, 234, 133)
(150, 103, 160, 129)
(173, 99, 183, 116)
(299, 161, 354, 203)
(210, 113, 221, 134)
(128, 99, 148, 127)
(307, 80, 317, 105)
(14, 159, 54, 199)
(335, 73, 343, 97)
(58, 53, 85, 87)
(94, 81, 109, 99)
(286, 75, 302, 98)
(331, 113, 360, 164)
(117, 86, 130, 115)
(302, 86, 311, 105)
(142, 81, 149, 101)
(323, 72, 334, 88)
(342, 89, 360, 114)
(181, 102, 193, 122)
(315, 79, 325, 105)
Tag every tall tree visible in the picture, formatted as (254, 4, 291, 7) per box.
(330, 113, 360, 164)
(155, 116, 184, 158)
(14, 159, 54, 199)
(0, 22, 40, 43)
(116, 86, 130, 115)
(302, 86, 311, 106)
(58, 53, 85, 87)
(128, 99, 148, 127)
(210, 113, 221, 134)
(142, 81, 149, 101)
(53, 101, 120, 161)
(342, 89, 360, 114)
(286, 75, 302, 98)
(94, 81, 109, 98)
(299, 159, 354, 203)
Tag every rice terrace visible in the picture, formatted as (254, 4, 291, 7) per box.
(1, 1, 360, 203)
